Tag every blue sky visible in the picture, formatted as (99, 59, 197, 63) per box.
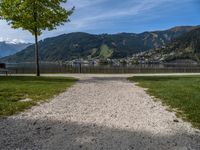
(0, 0, 200, 43)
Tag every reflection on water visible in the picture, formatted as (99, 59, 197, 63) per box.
(6, 62, 200, 74)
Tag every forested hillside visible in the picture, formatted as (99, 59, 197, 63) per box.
(1, 26, 198, 62)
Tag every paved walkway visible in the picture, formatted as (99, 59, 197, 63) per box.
(0, 74, 200, 150)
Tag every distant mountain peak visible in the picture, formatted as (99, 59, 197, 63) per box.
(0, 37, 27, 45)
(168, 25, 200, 32)
(0, 41, 31, 58)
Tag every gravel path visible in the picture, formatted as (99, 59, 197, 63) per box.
(0, 75, 200, 150)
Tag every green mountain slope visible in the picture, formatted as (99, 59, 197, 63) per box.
(99, 44, 113, 58)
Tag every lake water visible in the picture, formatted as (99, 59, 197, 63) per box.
(6, 62, 200, 74)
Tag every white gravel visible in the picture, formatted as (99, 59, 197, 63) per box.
(0, 74, 200, 150)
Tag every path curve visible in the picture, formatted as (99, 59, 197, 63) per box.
(0, 75, 200, 150)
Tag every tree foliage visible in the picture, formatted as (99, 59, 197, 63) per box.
(0, 0, 74, 35)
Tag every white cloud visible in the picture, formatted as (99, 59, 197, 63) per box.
(67, 0, 171, 30)
(0, 36, 26, 44)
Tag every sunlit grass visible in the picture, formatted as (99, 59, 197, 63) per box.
(129, 76, 200, 129)
(0, 76, 77, 116)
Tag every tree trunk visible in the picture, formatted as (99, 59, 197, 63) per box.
(34, 30, 40, 76)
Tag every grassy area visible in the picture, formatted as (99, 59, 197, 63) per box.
(0, 76, 77, 116)
(129, 76, 200, 129)
(100, 44, 113, 58)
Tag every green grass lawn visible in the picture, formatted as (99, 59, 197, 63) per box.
(0, 76, 77, 116)
(129, 76, 200, 129)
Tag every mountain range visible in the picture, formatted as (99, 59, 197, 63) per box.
(163, 27, 200, 62)
(0, 42, 31, 58)
(0, 25, 199, 63)
(133, 27, 200, 63)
